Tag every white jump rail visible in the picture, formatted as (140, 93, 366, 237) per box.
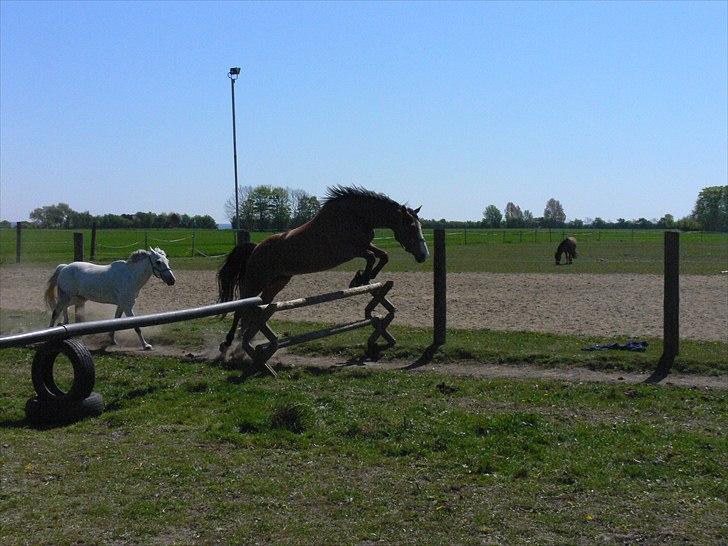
(0, 297, 263, 350)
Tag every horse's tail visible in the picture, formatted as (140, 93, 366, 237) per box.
(44, 264, 66, 310)
(217, 242, 257, 303)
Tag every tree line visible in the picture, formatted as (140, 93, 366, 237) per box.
(13, 203, 218, 229)
(423, 186, 727, 232)
(4, 185, 725, 232)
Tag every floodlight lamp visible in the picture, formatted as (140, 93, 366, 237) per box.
(228, 67, 241, 80)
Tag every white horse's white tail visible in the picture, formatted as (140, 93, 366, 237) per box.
(44, 264, 66, 310)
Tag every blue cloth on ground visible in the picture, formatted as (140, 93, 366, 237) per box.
(582, 340, 648, 352)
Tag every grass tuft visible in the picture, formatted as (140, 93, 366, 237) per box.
(269, 400, 313, 434)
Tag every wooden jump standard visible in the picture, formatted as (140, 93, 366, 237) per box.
(239, 281, 396, 376)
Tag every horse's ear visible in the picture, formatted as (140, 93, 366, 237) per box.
(414, 205, 421, 215)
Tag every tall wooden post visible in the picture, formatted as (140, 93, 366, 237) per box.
(647, 231, 679, 383)
(191, 232, 196, 257)
(236, 230, 250, 246)
(73, 232, 84, 262)
(90, 222, 97, 261)
(15, 222, 22, 263)
(433, 229, 446, 346)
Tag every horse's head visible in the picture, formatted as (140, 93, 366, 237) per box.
(554, 251, 561, 266)
(394, 205, 429, 263)
(148, 247, 176, 285)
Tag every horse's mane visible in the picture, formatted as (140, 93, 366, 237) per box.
(323, 185, 401, 209)
(127, 247, 166, 264)
(127, 250, 149, 264)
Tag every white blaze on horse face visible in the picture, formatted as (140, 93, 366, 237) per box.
(415, 220, 429, 262)
(150, 248, 176, 286)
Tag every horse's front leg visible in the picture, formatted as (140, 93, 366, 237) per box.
(109, 307, 123, 345)
(123, 307, 152, 350)
(350, 245, 389, 287)
(367, 245, 389, 281)
(350, 250, 376, 288)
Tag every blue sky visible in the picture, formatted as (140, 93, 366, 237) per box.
(1, 1, 726, 223)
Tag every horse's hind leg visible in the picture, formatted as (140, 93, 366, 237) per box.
(219, 279, 267, 353)
(220, 310, 242, 352)
(75, 299, 86, 322)
(123, 307, 152, 350)
(219, 276, 290, 353)
(109, 306, 123, 345)
(50, 290, 72, 327)
(260, 276, 291, 304)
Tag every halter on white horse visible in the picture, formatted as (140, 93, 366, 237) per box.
(45, 247, 176, 350)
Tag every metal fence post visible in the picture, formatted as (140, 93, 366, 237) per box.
(433, 229, 446, 346)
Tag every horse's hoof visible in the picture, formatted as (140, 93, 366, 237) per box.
(109, 339, 118, 345)
(142, 344, 153, 351)
(219, 342, 229, 353)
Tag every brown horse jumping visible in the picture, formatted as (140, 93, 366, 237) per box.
(217, 186, 429, 353)
(555, 236, 577, 265)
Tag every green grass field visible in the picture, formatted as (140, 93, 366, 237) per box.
(1, 227, 727, 274)
(1, 346, 725, 543)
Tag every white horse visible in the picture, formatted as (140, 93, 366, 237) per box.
(44, 247, 176, 350)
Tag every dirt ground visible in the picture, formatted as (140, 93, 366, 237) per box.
(1, 265, 726, 341)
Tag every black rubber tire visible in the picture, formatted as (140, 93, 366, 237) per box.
(31, 339, 95, 403)
(25, 392, 105, 426)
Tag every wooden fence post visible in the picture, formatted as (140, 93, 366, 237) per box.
(647, 231, 679, 383)
(15, 222, 22, 263)
(74, 232, 84, 262)
(191, 232, 196, 257)
(236, 230, 250, 246)
(90, 222, 97, 261)
(433, 229, 446, 346)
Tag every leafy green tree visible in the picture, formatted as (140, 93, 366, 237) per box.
(523, 210, 536, 228)
(692, 185, 728, 231)
(543, 198, 566, 227)
(29, 203, 73, 228)
(482, 205, 502, 228)
(504, 202, 524, 228)
(291, 190, 321, 227)
(657, 214, 675, 229)
(191, 215, 218, 229)
(224, 185, 254, 229)
(677, 216, 701, 231)
(269, 187, 292, 230)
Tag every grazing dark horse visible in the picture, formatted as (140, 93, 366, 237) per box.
(555, 236, 577, 265)
(217, 186, 429, 353)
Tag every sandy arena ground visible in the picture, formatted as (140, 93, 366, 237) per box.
(1, 265, 726, 341)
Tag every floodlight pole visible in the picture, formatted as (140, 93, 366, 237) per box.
(229, 67, 241, 233)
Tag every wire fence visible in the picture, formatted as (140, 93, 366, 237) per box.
(1, 227, 726, 274)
